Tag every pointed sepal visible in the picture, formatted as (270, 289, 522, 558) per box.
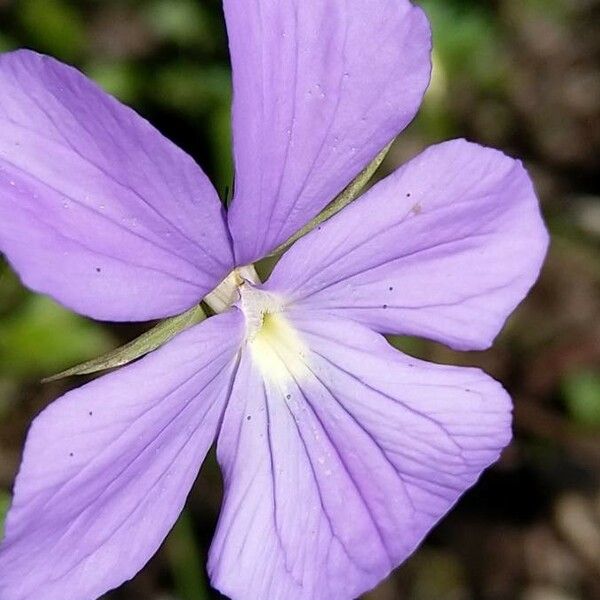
(42, 304, 206, 382)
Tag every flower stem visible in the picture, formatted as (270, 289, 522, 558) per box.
(267, 140, 394, 257)
(41, 303, 206, 382)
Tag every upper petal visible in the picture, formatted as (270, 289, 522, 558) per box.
(225, 0, 432, 264)
(0, 50, 233, 322)
(0, 311, 243, 600)
(266, 139, 549, 350)
(208, 312, 511, 600)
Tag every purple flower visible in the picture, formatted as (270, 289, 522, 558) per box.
(0, 1, 548, 599)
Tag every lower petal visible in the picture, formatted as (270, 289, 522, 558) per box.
(208, 313, 511, 600)
(0, 311, 243, 600)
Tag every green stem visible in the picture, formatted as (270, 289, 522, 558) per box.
(42, 304, 206, 382)
(267, 140, 394, 257)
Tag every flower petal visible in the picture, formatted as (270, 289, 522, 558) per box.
(208, 313, 511, 600)
(0, 311, 243, 600)
(225, 0, 432, 264)
(267, 140, 549, 350)
(0, 50, 233, 322)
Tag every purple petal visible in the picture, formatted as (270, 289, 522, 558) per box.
(0, 311, 243, 600)
(225, 0, 432, 264)
(267, 139, 549, 350)
(0, 50, 233, 322)
(208, 312, 510, 599)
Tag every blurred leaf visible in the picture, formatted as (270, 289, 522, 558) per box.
(0, 263, 28, 317)
(413, 50, 458, 140)
(165, 510, 210, 600)
(0, 490, 10, 538)
(86, 61, 143, 104)
(387, 335, 432, 360)
(154, 64, 231, 115)
(408, 548, 467, 600)
(421, 0, 505, 91)
(0, 32, 16, 52)
(562, 370, 600, 428)
(0, 376, 18, 420)
(0, 295, 115, 378)
(18, 0, 86, 61)
(523, 0, 571, 22)
(144, 0, 217, 50)
(208, 101, 234, 198)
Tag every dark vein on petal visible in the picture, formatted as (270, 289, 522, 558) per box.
(310, 349, 464, 453)
(26, 88, 223, 265)
(280, 387, 371, 575)
(267, 2, 301, 252)
(24, 345, 235, 512)
(288, 191, 503, 297)
(264, 334, 393, 563)
(291, 377, 394, 564)
(7, 192, 204, 289)
(270, 5, 350, 245)
(46, 359, 237, 580)
(1, 155, 211, 273)
(294, 232, 494, 302)
(263, 379, 303, 586)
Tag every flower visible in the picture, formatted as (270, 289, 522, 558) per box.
(0, 1, 548, 599)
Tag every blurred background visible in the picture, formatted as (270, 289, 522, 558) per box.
(0, 0, 599, 598)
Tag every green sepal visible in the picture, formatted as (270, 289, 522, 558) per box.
(42, 303, 206, 383)
(268, 140, 394, 257)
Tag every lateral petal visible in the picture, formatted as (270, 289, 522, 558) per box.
(0, 50, 233, 322)
(225, 0, 431, 264)
(0, 311, 243, 600)
(209, 313, 511, 600)
(267, 140, 549, 350)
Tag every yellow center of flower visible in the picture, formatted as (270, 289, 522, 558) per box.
(240, 284, 309, 383)
(248, 311, 309, 383)
(205, 267, 310, 383)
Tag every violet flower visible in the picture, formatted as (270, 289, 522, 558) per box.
(0, 1, 548, 599)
